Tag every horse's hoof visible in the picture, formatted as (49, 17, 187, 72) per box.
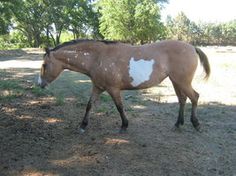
(171, 125, 182, 132)
(194, 125, 202, 132)
(79, 128, 86, 134)
(174, 123, 180, 128)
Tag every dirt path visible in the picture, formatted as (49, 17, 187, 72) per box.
(0, 47, 236, 176)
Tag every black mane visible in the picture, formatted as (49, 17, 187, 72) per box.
(50, 39, 118, 52)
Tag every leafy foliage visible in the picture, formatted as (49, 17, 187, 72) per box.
(166, 12, 236, 45)
(0, 2, 235, 48)
(0, 1, 12, 35)
(0, 0, 98, 47)
(98, 0, 166, 43)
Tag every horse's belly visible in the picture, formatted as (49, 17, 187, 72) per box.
(121, 68, 167, 90)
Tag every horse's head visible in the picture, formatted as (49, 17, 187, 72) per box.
(37, 48, 63, 88)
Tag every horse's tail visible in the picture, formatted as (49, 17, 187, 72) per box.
(195, 47, 211, 80)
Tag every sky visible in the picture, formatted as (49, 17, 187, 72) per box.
(161, 0, 236, 23)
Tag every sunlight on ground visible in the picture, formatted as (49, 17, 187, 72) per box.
(22, 48, 45, 54)
(105, 138, 130, 145)
(194, 47, 236, 105)
(51, 154, 99, 167)
(25, 98, 55, 106)
(131, 105, 147, 110)
(18, 115, 33, 120)
(74, 80, 91, 83)
(20, 169, 58, 176)
(51, 138, 129, 168)
(0, 60, 42, 69)
(44, 118, 63, 124)
(1, 106, 17, 114)
(0, 90, 16, 97)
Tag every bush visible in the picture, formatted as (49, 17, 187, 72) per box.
(0, 31, 29, 49)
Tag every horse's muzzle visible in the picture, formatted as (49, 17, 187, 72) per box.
(37, 75, 48, 89)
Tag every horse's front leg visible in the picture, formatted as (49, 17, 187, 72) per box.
(79, 85, 103, 133)
(107, 88, 128, 133)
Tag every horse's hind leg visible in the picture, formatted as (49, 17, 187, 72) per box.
(182, 85, 200, 130)
(190, 90, 200, 130)
(79, 85, 103, 133)
(172, 82, 187, 128)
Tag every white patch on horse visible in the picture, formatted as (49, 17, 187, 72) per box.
(84, 52, 90, 56)
(129, 57, 154, 87)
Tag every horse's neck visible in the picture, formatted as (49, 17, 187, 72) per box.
(53, 49, 93, 76)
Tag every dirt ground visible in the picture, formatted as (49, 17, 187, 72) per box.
(0, 46, 236, 176)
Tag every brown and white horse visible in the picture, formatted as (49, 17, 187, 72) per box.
(38, 39, 210, 133)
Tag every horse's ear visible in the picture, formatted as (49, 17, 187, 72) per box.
(44, 47, 50, 55)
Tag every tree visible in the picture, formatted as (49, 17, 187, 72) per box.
(0, 1, 12, 35)
(98, 0, 167, 44)
(166, 12, 191, 41)
(221, 20, 236, 45)
(42, 0, 100, 46)
(134, 0, 166, 43)
(166, 12, 206, 45)
(66, 0, 101, 39)
(188, 21, 204, 45)
(43, 0, 70, 46)
(9, 0, 46, 47)
(2, 0, 100, 47)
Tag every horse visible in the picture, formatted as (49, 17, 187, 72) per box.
(37, 39, 210, 133)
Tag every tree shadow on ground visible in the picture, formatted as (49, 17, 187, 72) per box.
(0, 49, 27, 58)
(1, 69, 236, 176)
(0, 51, 43, 61)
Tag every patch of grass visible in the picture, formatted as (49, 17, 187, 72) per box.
(55, 95, 65, 106)
(31, 86, 51, 97)
(96, 106, 108, 113)
(0, 79, 22, 90)
(125, 106, 134, 112)
(0, 79, 24, 101)
(100, 94, 112, 102)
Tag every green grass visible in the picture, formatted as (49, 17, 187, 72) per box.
(31, 85, 65, 106)
(100, 94, 112, 102)
(55, 94, 65, 106)
(0, 79, 24, 101)
(96, 106, 108, 113)
(31, 86, 51, 97)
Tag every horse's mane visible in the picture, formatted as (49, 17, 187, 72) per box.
(50, 39, 118, 52)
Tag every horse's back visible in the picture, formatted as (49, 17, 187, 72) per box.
(91, 40, 198, 90)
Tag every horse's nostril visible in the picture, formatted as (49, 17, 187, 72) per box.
(40, 84, 46, 89)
